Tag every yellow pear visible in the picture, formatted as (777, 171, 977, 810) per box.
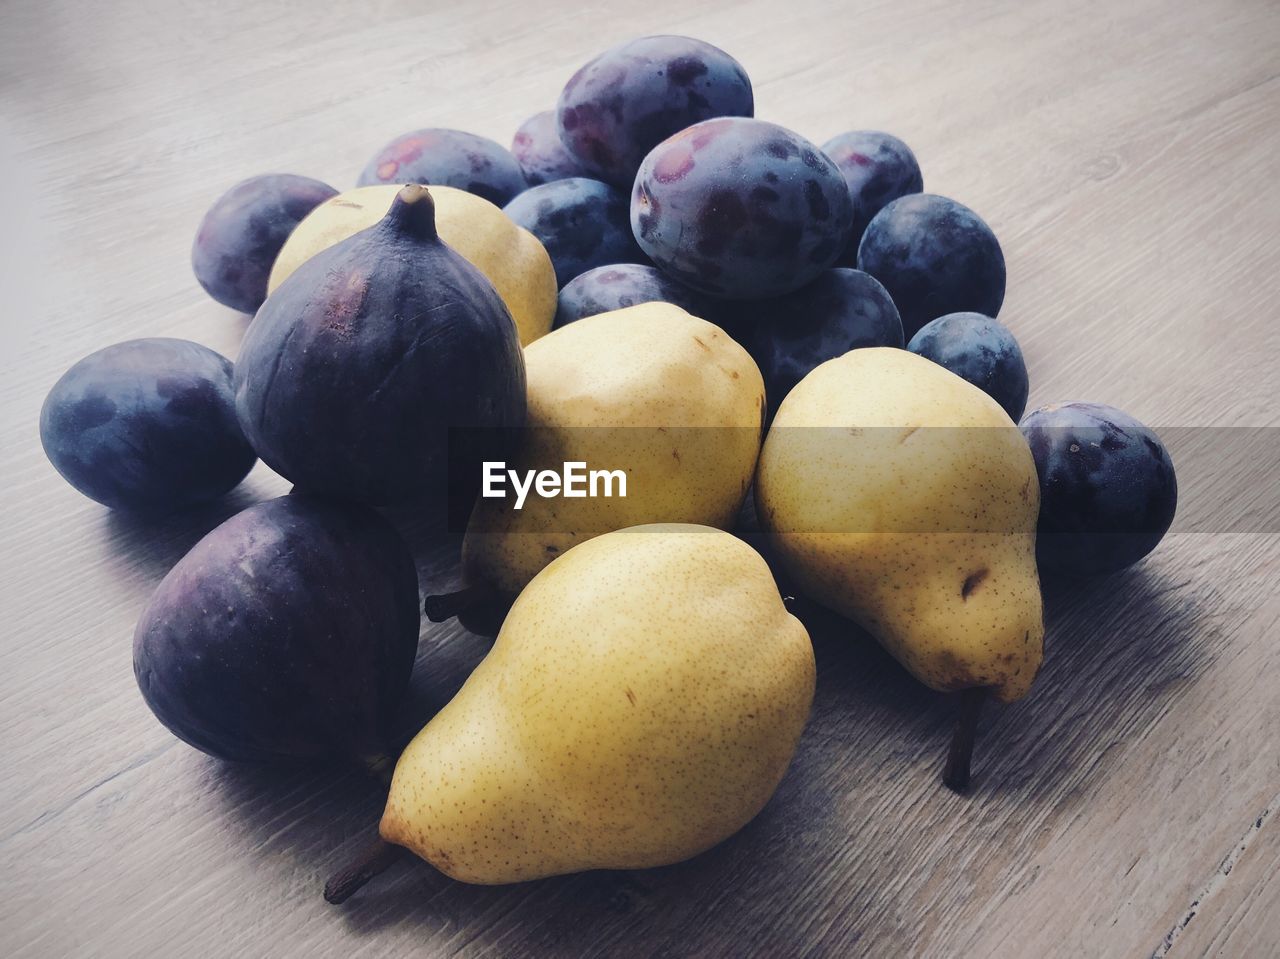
(431, 302, 764, 624)
(269, 184, 556, 345)
(755, 347, 1043, 788)
(325, 524, 814, 897)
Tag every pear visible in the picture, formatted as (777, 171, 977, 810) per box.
(755, 347, 1043, 789)
(427, 302, 765, 628)
(325, 524, 814, 898)
(268, 184, 557, 346)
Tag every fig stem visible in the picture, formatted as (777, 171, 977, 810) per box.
(324, 837, 405, 904)
(424, 582, 496, 622)
(384, 184, 437, 240)
(943, 687, 989, 793)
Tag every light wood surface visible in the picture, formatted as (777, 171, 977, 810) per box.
(2, 0, 1278, 956)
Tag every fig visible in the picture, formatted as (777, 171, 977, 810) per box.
(133, 494, 420, 767)
(357, 129, 527, 206)
(268, 185, 556, 347)
(40, 338, 255, 512)
(191, 174, 337, 313)
(235, 184, 526, 507)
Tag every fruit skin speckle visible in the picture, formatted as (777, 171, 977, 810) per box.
(632, 117, 853, 300)
(191, 173, 337, 313)
(821, 130, 923, 261)
(39, 338, 256, 513)
(908, 311, 1029, 421)
(857, 192, 1006, 338)
(357, 128, 527, 207)
(503, 178, 646, 288)
(511, 110, 588, 187)
(556, 35, 754, 188)
(1020, 402, 1178, 576)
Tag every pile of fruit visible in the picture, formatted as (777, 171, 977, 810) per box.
(39, 36, 1178, 901)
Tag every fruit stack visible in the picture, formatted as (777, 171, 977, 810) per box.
(38, 35, 1179, 902)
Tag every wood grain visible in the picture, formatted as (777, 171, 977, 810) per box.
(1, 0, 1278, 956)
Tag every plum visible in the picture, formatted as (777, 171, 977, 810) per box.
(511, 110, 588, 187)
(133, 494, 420, 766)
(357, 129, 527, 206)
(857, 193, 1005, 338)
(503, 178, 645, 288)
(821, 130, 923, 260)
(633, 117, 853, 299)
(908, 312, 1028, 421)
(554, 263, 714, 327)
(749, 269, 903, 415)
(192, 173, 337, 313)
(40, 338, 256, 513)
(235, 186, 525, 509)
(556, 35, 754, 187)
(1020, 402, 1177, 576)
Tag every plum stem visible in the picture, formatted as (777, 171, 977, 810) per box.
(324, 837, 405, 904)
(943, 687, 989, 793)
(424, 582, 496, 622)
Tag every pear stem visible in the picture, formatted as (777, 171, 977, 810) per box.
(324, 837, 405, 904)
(943, 687, 989, 793)
(424, 582, 496, 622)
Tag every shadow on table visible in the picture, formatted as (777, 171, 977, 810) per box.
(983, 559, 1209, 797)
(103, 485, 264, 582)
(99, 454, 464, 590)
(201, 533, 1209, 951)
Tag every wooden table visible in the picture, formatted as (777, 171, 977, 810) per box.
(2, 0, 1277, 955)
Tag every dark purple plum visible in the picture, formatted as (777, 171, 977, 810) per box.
(554, 263, 714, 327)
(556, 35, 754, 187)
(235, 185, 526, 509)
(133, 494, 420, 766)
(511, 110, 589, 187)
(357, 129, 527, 206)
(748, 269, 903, 416)
(40, 338, 255, 513)
(192, 174, 337, 313)
(633, 118, 853, 300)
(908, 312, 1028, 421)
(822, 130, 923, 261)
(1020, 403, 1177, 576)
(857, 193, 1006, 338)
(503, 177, 645, 288)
